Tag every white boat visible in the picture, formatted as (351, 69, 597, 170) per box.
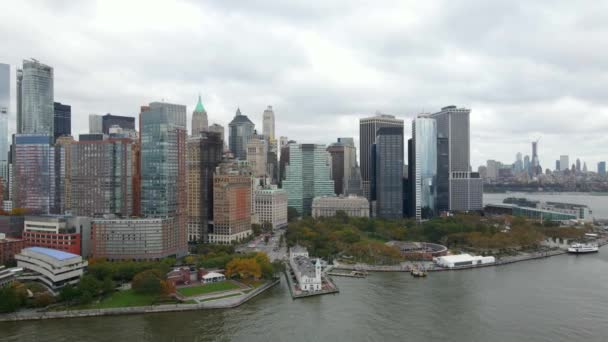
(567, 243, 599, 254)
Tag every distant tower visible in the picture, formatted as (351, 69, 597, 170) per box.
(191, 94, 208, 135)
(576, 158, 581, 172)
(262, 106, 275, 141)
(228, 108, 255, 160)
(17, 59, 54, 136)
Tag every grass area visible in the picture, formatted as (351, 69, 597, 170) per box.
(177, 281, 240, 297)
(90, 290, 161, 309)
(200, 293, 241, 302)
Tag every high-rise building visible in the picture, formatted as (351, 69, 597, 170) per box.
(191, 95, 208, 135)
(555, 160, 561, 172)
(598, 161, 606, 176)
(279, 140, 295, 186)
(524, 155, 531, 174)
(359, 113, 404, 199)
(514, 152, 523, 174)
(327, 142, 345, 195)
(253, 187, 288, 229)
(209, 123, 225, 145)
(101, 113, 135, 135)
(228, 108, 255, 160)
(560, 155, 569, 172)
(283, 144, 335, 216)
(17, 60, 54, 136)
(374, 127, 404, 219)
(0, 64, 9, 186)
(186, 131, 223, 242)
(486, 160, 500, 180)
(262, 105, 275, 141)
(53, 102, 71, 140)
(436, 137, 449, 212)
(12, 134, 55, 214)
(576, 158, 581, 172)
(411, 117, 437, 221)
(140, 102, 187, 257)
(55, 136, 74, 213)
(344, 166, 363, 197)
(338, 137, 357, 186)
(430, 106, 482, 212)
(246, 132, 268, 178)
(583, 162, 588, 173)
(70, 138, 135, 218)
(88, 114, 103, 134)
(209, 162, 252, 244)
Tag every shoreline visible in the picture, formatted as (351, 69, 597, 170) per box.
(0, 278, 280, 323)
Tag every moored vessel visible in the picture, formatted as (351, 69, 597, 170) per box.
(567, 243, 599, 254)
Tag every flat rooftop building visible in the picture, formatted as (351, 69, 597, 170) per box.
(15, 246, 87, 292)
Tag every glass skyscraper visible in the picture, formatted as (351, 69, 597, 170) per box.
(17, 59, 54, 136)
(53, 102, 71, 140)
(412, 117, 437, 221)
(229, 108, 255, 160)
(0, 63, 9, 187)
(374, 127, 404, 219)
(283, 144, 334, 216)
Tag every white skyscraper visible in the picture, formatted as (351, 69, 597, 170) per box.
(0, 63, 9, 184)
(17, 59, 54, 136)
(262, 105, 275, 141)
(559, 155, 569, 172)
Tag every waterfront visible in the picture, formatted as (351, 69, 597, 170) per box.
(484, 192, 608, 219)
(2, 249, 608, 342)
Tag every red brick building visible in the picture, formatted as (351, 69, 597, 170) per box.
(0, 234, 26, 265)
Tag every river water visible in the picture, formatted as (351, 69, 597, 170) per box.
(484, 192, 608, 219)
(2, 250, 608, 342)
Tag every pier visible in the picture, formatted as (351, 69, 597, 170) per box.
(284, 262, 339, 299)
(326, 270, 368, 278)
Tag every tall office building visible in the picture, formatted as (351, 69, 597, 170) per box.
(0, 64, 9, 188)
(430, 106, 482, 212)
(186, 131, 223, 242)
(17, 60, 54, 136)
(279, 140, 295, 186)
(327, 142, 345, 195)
(208, 123, 225, 149)
(524, 155, 531, 174)
(70, 138, 134, 217)
(262, 105, 275, 140)
(11, 134, 55, 214)
(436, 137, 449, 212)
(229, 108, 255, 160)
(514, 152, 523, 174)
(102, 114, 135, 135)
(283, 144, 335, 216)
(246, 132, 268, 178)
(140, 102, 187, 257)
(576, 158, 581, 172)
(88, 114, 103, 134)
(334, 137, 357, 195)
(53, 102, 71, 140)
(54, 136, 74, 213)
(344, 166, 363, 197)
(191, 95, 208, 135)
(598, 161, 606, 176)
(209, 162, 253, 244)
(374, 127, 404, 219)
(410, 117, 437, 221)
(555, 160, 561, 172)
(359, 113, 404, 199)
(560, 155, 569, 172)
(531, 141, 540, 176)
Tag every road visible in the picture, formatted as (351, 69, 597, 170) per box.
(236, 229, 288, 261)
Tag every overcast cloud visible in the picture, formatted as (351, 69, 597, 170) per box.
(1, 0, 607, 170)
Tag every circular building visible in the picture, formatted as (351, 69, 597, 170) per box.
(385, 241, 448, 261)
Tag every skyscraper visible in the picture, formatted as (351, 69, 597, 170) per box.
(140, 102, 187, 257)
(53, 102, 71, 140)
(11, 134, 55, 214)
(374, 127, 404, 219)
(531, 141, 540, 176)
(228, 108, 255, 160)
(411, 117, 437, 221)
(337, 137, 357, 191)
(88, 114, 103, 134)
(17, 59, 54, 136)
(283, 144, 334, 216)
(560, 155, 569, 172)
(430, 106, 482, 212)
(0, 64, 9, 188)
(598, 161, 606, 176)
(55, 136, 74, 213)
(191, 94, 208, 135)
(576, 158, 581, 172)
(246, 131, 268, 178)
(359, 113, 404, 199)
(208, 123, 226, 149)
(262, 105, 275, 141)
(327, 142, 345, 195)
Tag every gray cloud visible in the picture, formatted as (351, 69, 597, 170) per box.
(1, 0, 607, 170)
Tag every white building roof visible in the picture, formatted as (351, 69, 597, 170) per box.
(202, 272, 225, 279)
(437, 254, 476, 262)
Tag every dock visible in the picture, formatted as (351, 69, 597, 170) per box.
(326, 270, 368, 278)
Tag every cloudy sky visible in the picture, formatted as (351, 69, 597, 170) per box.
(1, 0, 607, 170)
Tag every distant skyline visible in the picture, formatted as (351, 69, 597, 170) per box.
(1, 1, 607, 169)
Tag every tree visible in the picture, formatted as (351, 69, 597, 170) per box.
(32, 293, 55, 308)
(0, 285, 23, 313)
(225, 258, 262, 281)
(159, 280, 176, 297)
(78, 275, 102, 297)
(132, 269, 164, 295)
(288, 207, 299, 222)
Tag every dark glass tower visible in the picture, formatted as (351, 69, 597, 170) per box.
(102, 113, 135, 134)
(53, 102, 71, 140)
(374, 127, 404, 219)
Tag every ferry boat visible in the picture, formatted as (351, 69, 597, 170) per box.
(410, 269, 427, 277)
(567, 243, 599, 254)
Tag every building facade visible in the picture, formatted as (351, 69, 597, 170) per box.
(246, 132, 268, 178)
(0, 233, 25, 265)
(359, 114, 404, 199)
(191, 95, 208, 135)
(53, 102, 71, 141)
(22, 215, 92, 257)
(374, 127, 404, 219)
(283, 144, 335, 216)
(311, 195, 369, 218)
(88, 114, 103, 134)
(70, 138, 134, 218)
(16, 247, 87, 292)
(253, 187, 288, 229)
(411, 117, 437, 221)
(228, 108, 255, 160)
(210, 165, 252, 244)
(17, 59, 54, 136)
(262, 105, 275, 141)
(12, 134, 55, 214)
(102, 113, 135, 135)
(0, 64, 9, 187)
(327, 143, 345, 195)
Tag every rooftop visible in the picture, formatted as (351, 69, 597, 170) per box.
(25, 247, 80, 261)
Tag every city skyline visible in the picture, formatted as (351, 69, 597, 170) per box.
(1, 1, 607, 169)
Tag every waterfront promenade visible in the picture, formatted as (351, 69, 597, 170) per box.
(0, 279, 280, 322)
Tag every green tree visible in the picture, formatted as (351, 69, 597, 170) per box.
(288, 207, 299, 222)
(132, 269, 164, 295)
(0, 285, 23, 313)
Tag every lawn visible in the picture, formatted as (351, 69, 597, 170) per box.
(177, 281, 240, 297)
